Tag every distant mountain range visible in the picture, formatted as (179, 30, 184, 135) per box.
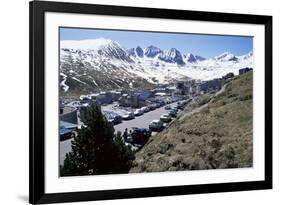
(60, 38, 253, 95)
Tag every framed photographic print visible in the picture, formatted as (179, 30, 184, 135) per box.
(29, 0, 272, 204)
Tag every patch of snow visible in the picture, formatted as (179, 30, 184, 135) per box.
(60, 73, 69, 92)
(111, 80, 121, 88)
(71, 77, 86, 84)
(92, 79, 98, 86)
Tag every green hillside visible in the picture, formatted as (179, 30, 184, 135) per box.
(130, 71, 253, 173)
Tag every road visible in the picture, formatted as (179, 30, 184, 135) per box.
(59, 101, 179, 165)
(60, 139, 72, 165)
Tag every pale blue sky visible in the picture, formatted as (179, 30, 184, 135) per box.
(60, 27, 253, 58)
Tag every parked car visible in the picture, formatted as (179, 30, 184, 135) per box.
(166, 100, 171, 104)
(141, 106, 150, 113)
(160, 113, 172, 122)
(168, 109, 177, 118)
(134, 109, 144, 116)
(159, 100, 166, 106)
(107, 118, 115, 125)
(148, 104, 156, 110)
(149, 120, 164, 132)
(108, 115, 122, 125)
(114, 115, 123, 123)
(59, 126, 73, 141)
(127, 127, 152, 146)
(165, 105, 171, 110)
(155, 103, 161, 108)
(177, 103, 185, 110)
(170, 98, 177, 103)
(122, 112, 135, 120)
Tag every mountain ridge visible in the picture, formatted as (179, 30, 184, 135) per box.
(60, 38, 253, 95)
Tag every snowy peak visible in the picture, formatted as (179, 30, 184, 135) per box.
(165, 48, 180, 58)
(62, 38, 132, 62)
(128, 45, 206, 65)
(194, 55, 206, 61)
(127, 48, 136, 57)
(144, 46, 162, 58)
(61, 38, 116, 50)
(136, 46, 144, 57)
(239, 51, 253, 60)
(184, 53, 197, 63)
(214, 51, 253, 63)
(215, 51, 237, 62)
(128, 46, 144, 58)
(183, 53, 206, 63)
(158, 48, 184, 65)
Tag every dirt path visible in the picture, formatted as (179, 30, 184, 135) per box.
(179, 84, 227, 121)
(215, 84, 226, 97)
(179, 102, 209, 121)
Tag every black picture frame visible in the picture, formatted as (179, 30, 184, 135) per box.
(29, 0, 272, 204)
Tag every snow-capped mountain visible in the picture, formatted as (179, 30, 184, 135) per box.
(194, 55, 206, 62)
(144, 46, 161, 58)
(214, 51, 238, 62)
(184, 53, 197, 63)
(127, 46, 144, 58)
(158, 48, 184, 65)
(61, 38, 133, 62)
(136, 46, 144, 57)
(60, 38, 253, 94)
(238, 50, 253, 60)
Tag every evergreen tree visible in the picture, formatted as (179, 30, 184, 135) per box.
(60, 104, 135, 176)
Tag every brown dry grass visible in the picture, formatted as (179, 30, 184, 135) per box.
(130, 71, 253, 173)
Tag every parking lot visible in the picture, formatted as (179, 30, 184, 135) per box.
(114, 101, 179, 135)
(60, 100, 189, 165)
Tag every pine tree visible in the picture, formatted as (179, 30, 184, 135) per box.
(60, 104, 135, 176)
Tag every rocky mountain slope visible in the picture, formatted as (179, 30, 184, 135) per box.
(60, 38, 253, 96)
(130, 71, 253, 172)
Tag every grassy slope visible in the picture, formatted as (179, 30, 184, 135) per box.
(130, 71, 253, 173)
